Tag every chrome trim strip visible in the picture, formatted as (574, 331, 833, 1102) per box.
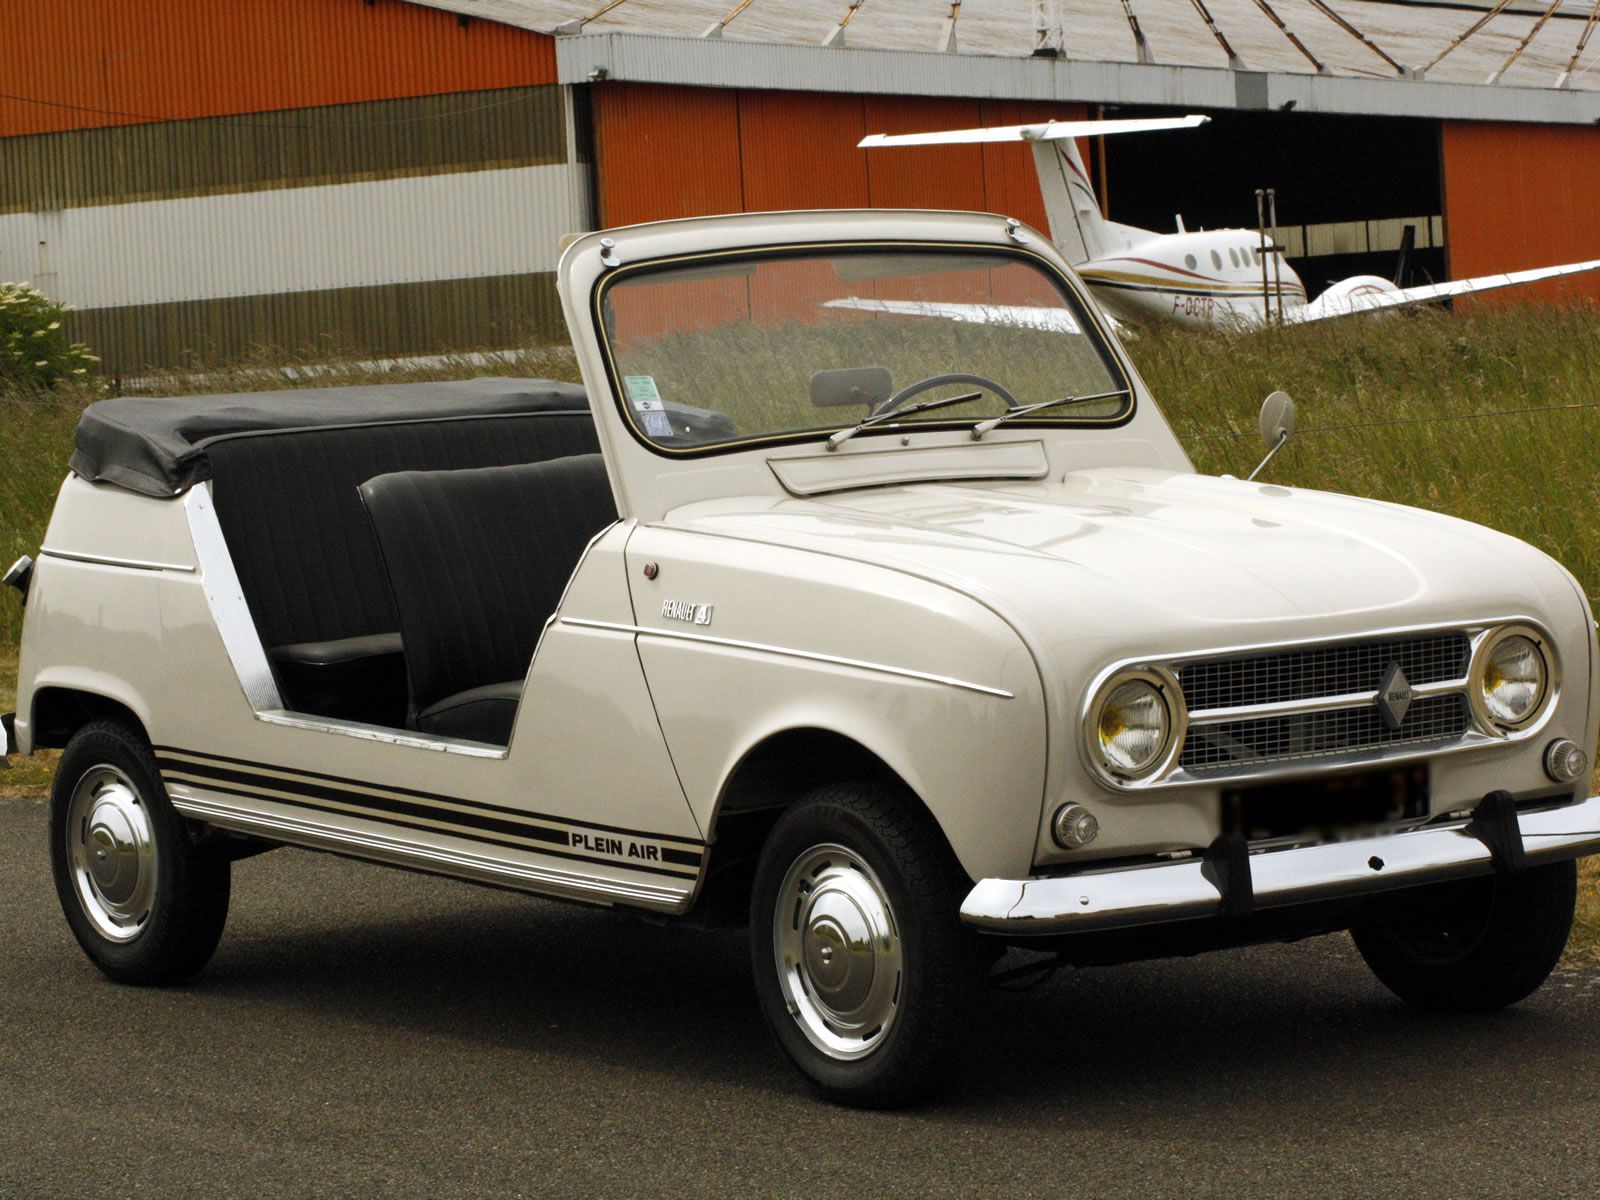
(169, 793, 694, 912)
(1186, 677, 1467, 725)
(253, 710, 507, 757)
(962, 793, 1600, 935)
(561, 617, 1015, 699)
(39, 547, 195, 573)
(185, 484, 283, 712)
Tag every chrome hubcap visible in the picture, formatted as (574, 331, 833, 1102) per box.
(774, 844, 902, 1061)
(67, 765, 157, 942)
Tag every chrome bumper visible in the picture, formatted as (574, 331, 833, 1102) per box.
(962, 794, 1600, 936)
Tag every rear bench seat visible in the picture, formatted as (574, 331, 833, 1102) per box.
(359, 455, 618, 746)
(206, 411, 599, 725)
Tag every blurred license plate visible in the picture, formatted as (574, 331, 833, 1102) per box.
(1220, 765, 1428, 841)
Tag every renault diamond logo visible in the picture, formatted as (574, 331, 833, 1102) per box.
(1377, 662, 1413, 731)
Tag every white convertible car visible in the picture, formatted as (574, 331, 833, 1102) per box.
(5, 210, 1599, 1106)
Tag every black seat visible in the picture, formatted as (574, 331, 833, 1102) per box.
(358, 454, 618, 746)
(205, 404, 597, 722)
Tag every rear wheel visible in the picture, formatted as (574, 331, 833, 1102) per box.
(50, 720, 231, 984)
(1352, 861, 1576, 1012)
(749, 782, 984, 1108)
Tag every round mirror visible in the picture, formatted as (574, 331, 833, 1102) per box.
(1259, 390, 1296, 447)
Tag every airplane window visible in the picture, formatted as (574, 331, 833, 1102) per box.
(1185, 254, 1197, 270)
(1210, 250, 1223, 270)
(1228, 248, 1240, 268)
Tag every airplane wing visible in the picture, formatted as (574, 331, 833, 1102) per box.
(858, 114, 1209, 148)
(822, 297, 1085, 333)
(1286, 258, 1600, 324)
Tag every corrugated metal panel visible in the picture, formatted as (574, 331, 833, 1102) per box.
(594, 84, 1082, 231)
(1, 0, 557, 138)
(862, 96, 989, 211)
(738, 91, 871, 211)
(0, 164, 588, 309)
(71, 272, 566, 375)
(1442, 121, 1600, 304)
(592, 83, 744, 225)
(0, 87, 569, 213)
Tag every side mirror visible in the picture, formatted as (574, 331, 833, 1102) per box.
(810, 367, 892, 411)
(1259, 390, 1296, 448)
(1247, 391, 1296, 482)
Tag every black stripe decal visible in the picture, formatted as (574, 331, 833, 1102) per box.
(154, 744, 703, 848)
(164, 776, 703, 880)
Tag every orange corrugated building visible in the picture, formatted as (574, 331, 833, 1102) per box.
(2, 0, 1597, 371)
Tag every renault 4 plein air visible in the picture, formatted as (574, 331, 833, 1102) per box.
(5, 210, 1599, 1106)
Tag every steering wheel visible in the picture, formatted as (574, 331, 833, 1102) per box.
(872, 372, 1020, 417)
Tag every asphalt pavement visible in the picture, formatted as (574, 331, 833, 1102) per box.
(4, 794, 1600, 1199)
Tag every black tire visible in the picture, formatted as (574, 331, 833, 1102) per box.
(50, 719, 231, 985)
(1352, 860, 1576, 1013)
(749, 781, 985, 1108)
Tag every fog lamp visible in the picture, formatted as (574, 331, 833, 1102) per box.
(1052, 803, 1100, 850)
(1544, 738, 1589, 784)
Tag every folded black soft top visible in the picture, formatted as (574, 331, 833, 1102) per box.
(70, 377, 591, 498)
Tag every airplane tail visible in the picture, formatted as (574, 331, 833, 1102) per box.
(858, 115, 1208, 267)
(1029, 136, 1111, 264)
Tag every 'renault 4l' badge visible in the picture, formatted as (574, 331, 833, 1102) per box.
(662, 599, 714, 626)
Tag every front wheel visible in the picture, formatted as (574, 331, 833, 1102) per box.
(1352, 860, 1576, 1012)
(749, 782, 985, 1108)
(50, 719, 231, 985)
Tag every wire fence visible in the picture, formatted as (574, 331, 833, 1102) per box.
(1182, 398, 1600, 440)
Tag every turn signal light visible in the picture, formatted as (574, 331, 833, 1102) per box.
(1544, 739, 1589, 784)
(1052, 803, 1100, 850)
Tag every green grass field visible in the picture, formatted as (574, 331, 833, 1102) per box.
(2, 306, 1598, 952)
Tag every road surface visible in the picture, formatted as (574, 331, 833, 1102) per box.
(3, 796, 1597, 1198)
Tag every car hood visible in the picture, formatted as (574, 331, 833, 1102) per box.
(663, 466, 1581, 652)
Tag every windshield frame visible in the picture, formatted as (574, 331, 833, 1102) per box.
(589, 239, 1136, 459)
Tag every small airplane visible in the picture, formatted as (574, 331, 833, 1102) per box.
(842, 115, 1600, 331)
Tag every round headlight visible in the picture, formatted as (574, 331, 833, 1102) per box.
(1478, 632, 1548, 729)
(1093, 676, 1174, 778)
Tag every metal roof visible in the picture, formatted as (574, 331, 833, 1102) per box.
(410, 0, 1600, 120)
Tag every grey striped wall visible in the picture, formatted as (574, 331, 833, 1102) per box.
(0, 86, 590, 374)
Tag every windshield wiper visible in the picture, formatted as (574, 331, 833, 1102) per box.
(826, 390, 982, 451)
(970, 388, 1131, 440)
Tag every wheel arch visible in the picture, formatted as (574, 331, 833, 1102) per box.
(690, 724, 965, 926)
(29, 681, 152, 751)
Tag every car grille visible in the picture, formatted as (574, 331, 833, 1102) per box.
(1176, 632, 1474, 774)
(1180, 693, 1472, 772)
(1179, 632, 1471, 713)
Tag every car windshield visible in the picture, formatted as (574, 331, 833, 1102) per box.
(595, 246, 1130, 453)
